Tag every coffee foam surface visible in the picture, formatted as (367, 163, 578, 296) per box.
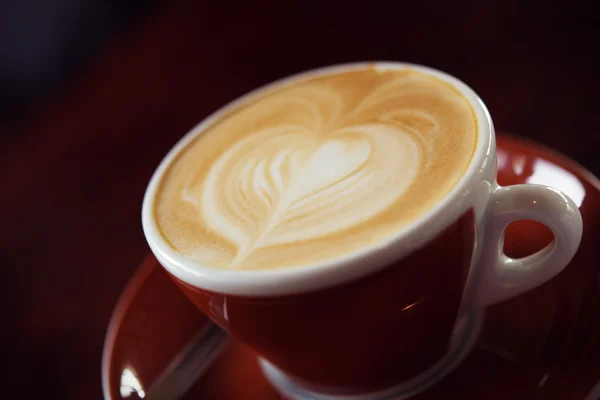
(154, 68, 477, 270)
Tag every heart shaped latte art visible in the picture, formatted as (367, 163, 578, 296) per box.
(183, 121, 422, 267)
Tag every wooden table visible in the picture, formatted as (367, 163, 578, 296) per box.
(2, 1, 599, 398)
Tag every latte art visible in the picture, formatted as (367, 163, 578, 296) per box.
(155, 67, 477, 270)
(194, 124, 421, 267)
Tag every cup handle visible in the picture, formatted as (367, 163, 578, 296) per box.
(472, 184, 583, 308)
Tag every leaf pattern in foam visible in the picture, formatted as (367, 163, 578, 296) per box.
(197, 123, 421, 267)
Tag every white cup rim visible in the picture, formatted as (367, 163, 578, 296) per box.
(142, 61, 494, 296)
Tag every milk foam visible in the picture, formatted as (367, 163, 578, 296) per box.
(194, 123, 421, 267)
(154, 68, 477, 270)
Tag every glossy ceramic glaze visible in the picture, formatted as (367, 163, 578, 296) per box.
(141, 64, 583, 397)
(173, 209, 475, 393)
(103, 133, 600, 400)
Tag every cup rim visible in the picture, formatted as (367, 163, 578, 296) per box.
(142, 61, 494, 296)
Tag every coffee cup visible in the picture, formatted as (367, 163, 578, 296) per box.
(142, 62, 582, 398)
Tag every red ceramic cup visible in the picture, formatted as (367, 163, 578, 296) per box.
(142, 63, 583, 398)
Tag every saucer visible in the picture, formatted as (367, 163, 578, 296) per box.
(102, 132, 600, 400)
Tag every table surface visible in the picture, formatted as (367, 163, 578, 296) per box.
(2, 1, 599, 399)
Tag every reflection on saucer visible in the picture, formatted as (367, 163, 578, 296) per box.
(497, 152, 585, 206)
(120, 367, 145, 399)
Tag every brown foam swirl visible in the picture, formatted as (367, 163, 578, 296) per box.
(154, 68, 477, 270)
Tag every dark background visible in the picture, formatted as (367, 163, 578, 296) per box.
(1, 1, 599, 398)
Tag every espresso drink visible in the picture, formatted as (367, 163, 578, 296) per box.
(155, 66, 477, 270)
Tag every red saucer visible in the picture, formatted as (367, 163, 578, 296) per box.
(102, 133, 600, 400)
